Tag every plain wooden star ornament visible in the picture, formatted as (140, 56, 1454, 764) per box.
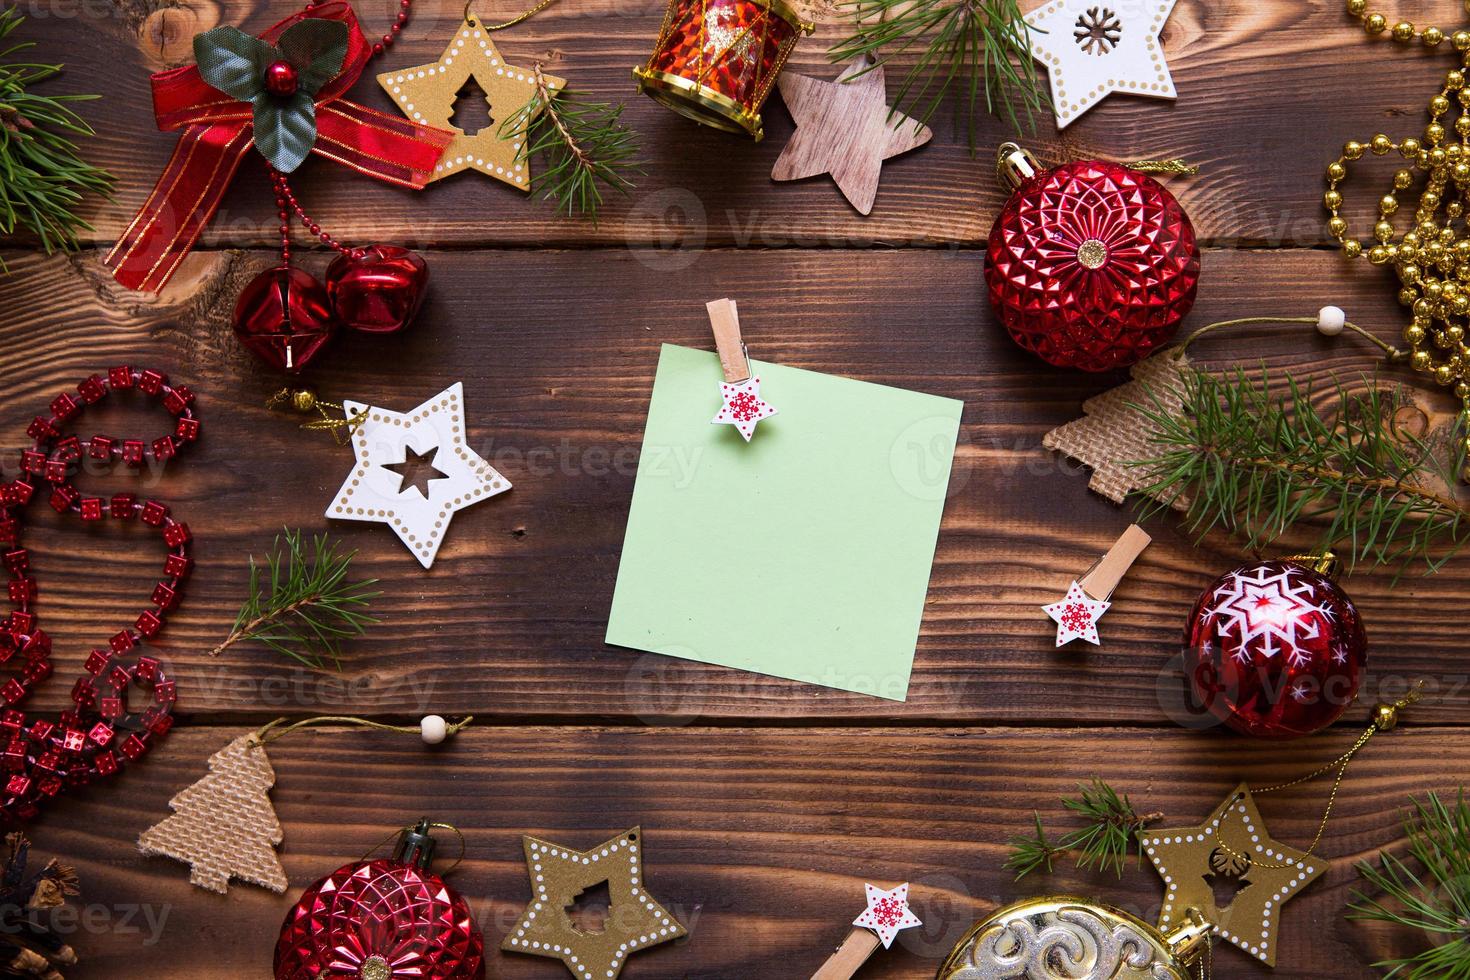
(771, 57, 931, 215)
(376, 15, 565, 190)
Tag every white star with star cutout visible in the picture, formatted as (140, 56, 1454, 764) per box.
(852, 882, 922, 949)
(712, 376, 777, 442)
(326, 383, 510, 568)
(1025, 0, 1179, 129)
(1042, 580, 1110, 646)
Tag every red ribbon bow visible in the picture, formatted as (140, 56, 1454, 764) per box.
(106, 1, 453, 294)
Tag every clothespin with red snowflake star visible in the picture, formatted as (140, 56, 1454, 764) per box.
(1042, 524, 1152, 647)
(707, 298, 777, 441)
(808, 882, 922, 979)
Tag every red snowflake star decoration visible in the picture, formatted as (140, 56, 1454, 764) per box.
(1042, 580, 1110, 646)
(712, 376, 777, 441)
(852, 882, 922, 949)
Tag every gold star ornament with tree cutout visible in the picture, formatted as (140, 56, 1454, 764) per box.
(502, 826, 686, 979)
(1138, 784, 1325, 967)
(376, 15, 564, 189)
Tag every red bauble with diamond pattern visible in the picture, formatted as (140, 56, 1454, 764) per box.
(274, 827, 484, 980)
(985, 160, 1200, 371)
(1183, 560, 1367, 740)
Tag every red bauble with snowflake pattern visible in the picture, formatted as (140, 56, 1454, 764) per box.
(274, 820, 484, 980)
(985, 146, 1200, 371)
(1183, 558, 1367, 740)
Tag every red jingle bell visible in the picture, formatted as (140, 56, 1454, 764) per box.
(233, 266, 338, 373)
(985, 143, 1201, 372)
(325, 244, 429, 334)
(1183, 556, 1367, 739)
(274, 819, 484, 980)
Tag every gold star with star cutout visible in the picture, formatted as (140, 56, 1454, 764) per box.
(376, 16, 565, 190)
(501, 827, 686, 980)
(1138, 784, 1325, 967)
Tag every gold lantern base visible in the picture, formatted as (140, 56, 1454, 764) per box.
(633, 68, 765, 140)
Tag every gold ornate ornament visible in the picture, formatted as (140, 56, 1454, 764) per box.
(1325, 0, 1470, 469)
(939, 899, 1211, 979)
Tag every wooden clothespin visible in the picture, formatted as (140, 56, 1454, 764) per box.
(707, 298, 751, 383)
(1041, 524, 1151, 646)
(707, 298, 777, 441)
(810, 883, 921, 980)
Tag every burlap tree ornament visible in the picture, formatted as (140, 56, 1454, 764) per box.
(138, 734, 288, 894)
(1042, 349, 1193, 508)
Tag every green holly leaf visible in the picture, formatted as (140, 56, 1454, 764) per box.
(193, 26, 278, 102)
(253, 92, 317, 173)
(276, 19, 349, 96)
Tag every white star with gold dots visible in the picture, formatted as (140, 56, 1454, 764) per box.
(1025, 0, 1179, 129)
(326, 383, 510, 568)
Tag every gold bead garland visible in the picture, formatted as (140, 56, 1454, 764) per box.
(1328, 0, 1470, 464)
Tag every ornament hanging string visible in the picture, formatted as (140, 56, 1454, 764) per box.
(254, 714, 474, 745)
(1216, 684, 1424, 870)
(465, 0, 562, 31)
(1176, 314, 1408, 361)
(266, 388, 367, 443)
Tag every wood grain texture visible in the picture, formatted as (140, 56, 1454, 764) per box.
(51, 726, 1468, 978)
(0, 245, 1462, 728)
(9, 0, 1458, 250)
(3, 1, 1468, 976)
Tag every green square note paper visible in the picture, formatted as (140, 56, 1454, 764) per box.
(606, 344, 963, 701)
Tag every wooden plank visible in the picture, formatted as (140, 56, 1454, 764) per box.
(57, 725, 1465, 977)
(0, 245, 1462, 727)
(11, 0, 1455, 250)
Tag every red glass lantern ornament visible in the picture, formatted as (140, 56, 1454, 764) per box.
(634, 0, 813, 140)
(985, 143, 1201, 372)
(233, 266, 338, 374)
(1183, 556, 1367, 739)
(325, 244, 430, 334)
(275, 819, 484, 980)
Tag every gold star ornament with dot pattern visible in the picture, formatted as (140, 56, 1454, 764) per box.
(502, 827, 686, 980)
(376, 16, 565, 189)
(1138, 784, 1325, 968)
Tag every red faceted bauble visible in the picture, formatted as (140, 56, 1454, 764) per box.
(985, 159, 1201, 371)
(325, 244, 430, 334)
(1183, 559, 1367, 739)
(233, 266, 338, 373)
(275, 823, 484, 980)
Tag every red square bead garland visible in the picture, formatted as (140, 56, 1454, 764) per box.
(0, 367, 199, 825)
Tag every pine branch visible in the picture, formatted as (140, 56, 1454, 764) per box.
(1132, 367, 1470, 573)
(0, 8, 113, 269)
(498, 68, 641, 224)
(826, 0, 1046, 149)
(1059, 778, 1162, 878)
(1003, 780, 1161, 880)
(211, 530, 380, 670)
(1004, 811, 1066, 880)
(1349, 790, 1470, 979)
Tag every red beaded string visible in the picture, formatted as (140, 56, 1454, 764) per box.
(0, 368, 198, 823)
(270, 0, 416, 262)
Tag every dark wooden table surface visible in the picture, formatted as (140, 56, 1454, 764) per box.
(1, 0, 1466, 976)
